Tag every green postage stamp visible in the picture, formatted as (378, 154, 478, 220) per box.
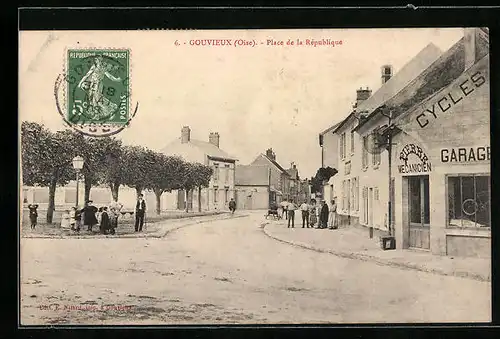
(59, 49, 134, 136)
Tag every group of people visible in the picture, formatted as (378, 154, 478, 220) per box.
(60, 199, 123, 235)
(278, 198, 338, 229)
(27, 194, 148, 235)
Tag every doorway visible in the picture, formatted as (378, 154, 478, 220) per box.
(408, 175, 430, 249)
(368, 188, 374, 227)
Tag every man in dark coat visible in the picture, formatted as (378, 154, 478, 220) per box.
(28, 204, 39, 230)
(100, 207, 111, 234)
(135, 194, 146, 232)
(228, 198, 236, 215)
(319, 200, 329, 229)
(83, 200, 98, 232)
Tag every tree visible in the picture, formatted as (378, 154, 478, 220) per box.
(121, 145, 151, 197)
(21, 122, 77, 223)
(145, 153, 185, 215)
(191, 163, 213, 213)
(310, 166, 338, 194)
(178, 162, 213, 213)
(100, 139, 125, 202)
(79, 136, 122, 203)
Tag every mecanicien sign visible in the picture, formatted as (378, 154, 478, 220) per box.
(398, 143, 432, 174)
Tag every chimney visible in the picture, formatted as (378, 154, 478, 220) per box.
(356, 87, 372, 107)
(266, 148, 276, 161)
(464, 28, 476, 70)
(181, 126, 191, 144)
(381, 65, 393, 84)
(209, 132, 220, 148)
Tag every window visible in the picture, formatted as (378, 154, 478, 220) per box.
(214, 164, 219, 181)
(355, 177, 360, 211)
(347, 179, 351, 211)
(340, 132, 346, 160)
(448, 175, 490, 229)
(362, 136, 369, 168)
(345, 161, 351, 175)
(350, 130, 355, 154)
(362, 186, 368, 223)
(341, 180, 345, 210)
(351, 178, 356, 211)
(224, 188, 229, 204)
(224, 164, 230, 183)
(372, 133, 381, 167)
(374, 187, 379, 201)
(214, 188, 218, 203)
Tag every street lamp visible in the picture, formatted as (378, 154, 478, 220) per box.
(72, 156, 84, 207)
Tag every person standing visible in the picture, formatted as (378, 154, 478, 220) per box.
(299, 200, 310, 228)
(328, 199, 338, 230)
(100, 207, 111, 234)
(287, 200, 297, 228)
(135, 194, 146, 232)
(319, 200, 329, 229)
(27, 204, 39, 230)
(83, 200, 98, 232)
(280, 200, 288, 220)
(229, 198, 236, 215)
(109, 200, 123, 234)
(309, 199, 317, 228)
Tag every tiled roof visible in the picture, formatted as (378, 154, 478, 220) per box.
(235, 165, 269, 186)
(160, 138, 237, 163)
(319, 122, 341, 136)
(384, 30, 489, 125)
(356, 43, 443, 116)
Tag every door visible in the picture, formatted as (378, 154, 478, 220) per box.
(246, 195, 253, 210)
(408, 176, 430, 249)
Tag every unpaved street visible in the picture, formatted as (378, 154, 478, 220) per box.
(20, 212, 491, 325)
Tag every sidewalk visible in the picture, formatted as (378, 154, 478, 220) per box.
(263, 220, 490, 282)
(22, 212, 249, 239)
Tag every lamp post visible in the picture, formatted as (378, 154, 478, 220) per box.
(72, 156, 84, 207)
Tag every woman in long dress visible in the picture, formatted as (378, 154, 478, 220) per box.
(328, 199, 338, 229)
(309, 199, 317, 227)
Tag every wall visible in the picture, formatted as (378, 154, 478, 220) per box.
(321, 131, 339, 170)
(235, 186, 269, 210)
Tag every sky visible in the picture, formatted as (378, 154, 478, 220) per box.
(19, 28, 464, 178)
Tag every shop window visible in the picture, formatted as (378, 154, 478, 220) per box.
(448, 175, 490, 229)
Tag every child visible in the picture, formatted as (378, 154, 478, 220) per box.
(96, 207, 103, 233)
(100, 206, 111, 235)
(61, 210, 71, 229)
(28, 204, 39, 230)
(70, 207, 79, 232)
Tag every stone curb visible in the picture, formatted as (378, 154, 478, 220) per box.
(262, 225, 490, 282)
(22, 213, 247, 240)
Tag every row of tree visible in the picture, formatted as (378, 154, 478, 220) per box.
(21, 121, 213, 223)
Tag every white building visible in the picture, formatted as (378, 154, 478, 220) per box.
(160, 126, 238, 211)
(329, 43, 443, 231)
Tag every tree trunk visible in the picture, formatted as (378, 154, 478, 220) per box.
(185, 189, 189, 213)
(110, 182, 120, 202)
(135, 187, 143, 198)
(154, 189, 162, 215)
(84, 178, 92, 204)
(198, 186, 202, 212)
(46, 178, 57, 224)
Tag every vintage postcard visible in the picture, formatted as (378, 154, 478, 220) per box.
(19, 28, 491, 325)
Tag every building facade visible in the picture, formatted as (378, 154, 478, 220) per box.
(250, 148, 291, 203)
(160, 126, 237, 211)
(331, 42, 443, 234)
(234, 164, 272, 210)
(385, 28, 490, 257)
(318, 123, 340, 202)
(332, 28, 490, 258)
